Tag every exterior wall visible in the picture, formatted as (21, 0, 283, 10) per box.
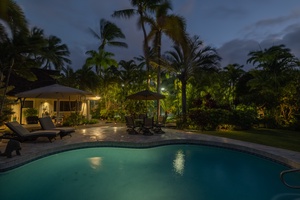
(11, 102, 21, 123)
(10, 98, 91, 124)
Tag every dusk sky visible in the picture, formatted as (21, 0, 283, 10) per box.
(15, 0, 300, 71)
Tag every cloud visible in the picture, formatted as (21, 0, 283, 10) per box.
(15, 0, 300, 72)
(270, 24, 300, 57)
(254, 9, 300, 27)
(255, 23, 300, 58)
(243, 9, 300, 37)
(217, 23, 300, 71)
(217, 39, 260, 70)
(175, 0, 196, 15)
(208, 5, 247, 19)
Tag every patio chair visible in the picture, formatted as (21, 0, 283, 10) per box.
(153, 116, 166, 134)
(125, 116, 138, 135)
(38, 117, 75, 139)
(138, 114, 146, 120)
(142, 117, 154, 135)
(3, 121, 60, 142)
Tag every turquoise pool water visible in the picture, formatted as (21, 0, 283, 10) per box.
(0, 144, 299, 200)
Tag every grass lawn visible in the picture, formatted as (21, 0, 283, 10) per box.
(196, 128, 300, 152)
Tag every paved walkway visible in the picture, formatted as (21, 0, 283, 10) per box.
(0, 122, 300, 172)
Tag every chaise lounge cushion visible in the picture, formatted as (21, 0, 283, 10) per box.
(39, 117, 75, 138)
(4, 121, 60, 142)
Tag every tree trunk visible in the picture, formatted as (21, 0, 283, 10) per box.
(139, 11, 151, 89)
(156, 33, 162, 122)
(181, 79, 187, 124)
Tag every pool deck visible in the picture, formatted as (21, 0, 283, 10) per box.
(0, 122, 300, 172)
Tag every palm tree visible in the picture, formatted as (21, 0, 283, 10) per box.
(75, 65, 100, 92)
(88, 18, 128, 51)
(98, 65, 121, 118)
(39, 35, 71, 71)
(112, 0, 165, 87)
(86, 18, 126, 77)
(246, 45, 300, 123)
(59, 66, 77, 87)
(118, 59, 143, 89)
(0, 0, 28, 34)
(223, 63, 245, 107)
(247, 45, 299, 89)
(165, 35, 221, 123)
(247, 45, 299, 104)
(145, 0, 186, 118)
(0, 0, 29, 115)
(85, 49, 118, 76)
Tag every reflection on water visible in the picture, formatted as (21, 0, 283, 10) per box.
(173, 150, 185, 175)
(88, 157, 102, 169)
(2, 145, 300, 200)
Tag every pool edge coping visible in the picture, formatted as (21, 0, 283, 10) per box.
(0, 138, 299, 172)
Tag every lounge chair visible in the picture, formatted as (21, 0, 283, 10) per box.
(125, 116, 138, 135)
(4, 121, 60, 142)
(38, 117, 75, 139)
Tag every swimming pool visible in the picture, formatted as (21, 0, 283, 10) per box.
(0, 144, 299, 200)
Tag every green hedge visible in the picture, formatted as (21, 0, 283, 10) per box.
(189, 106, 257, 131)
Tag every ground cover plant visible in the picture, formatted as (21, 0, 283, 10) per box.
(195, 128, 300, 152)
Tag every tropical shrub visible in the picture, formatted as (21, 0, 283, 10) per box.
(0, 105, 14, 126)
(91, 106, 101, 119)
(189, 105, 257, 131)
(230, 105, 257, 130)
(23, 108, 38, 117)
(176, 114, 189, 129)
(24, 108, 39, 124)
(189, 108, 231, 131)
(64, 113, 84, 126)
(87, 119, 99, 124)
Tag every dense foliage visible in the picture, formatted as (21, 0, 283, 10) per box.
(1, 1, 300, 131)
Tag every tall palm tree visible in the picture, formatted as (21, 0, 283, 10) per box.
(0, 0, 28, 35)
(145, 0, 186, 118)
(0, 0, 29, 115)
(86, 18, 126, 77)
(88, 18, 128, 51)
(165, 35, 221, 123)
(112, 0, 165, 87)
(39, 35, 71, 71)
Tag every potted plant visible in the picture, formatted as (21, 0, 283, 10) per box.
(24, 108, 39, 124)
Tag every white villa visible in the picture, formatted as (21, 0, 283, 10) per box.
(6, 68, 97, 125)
